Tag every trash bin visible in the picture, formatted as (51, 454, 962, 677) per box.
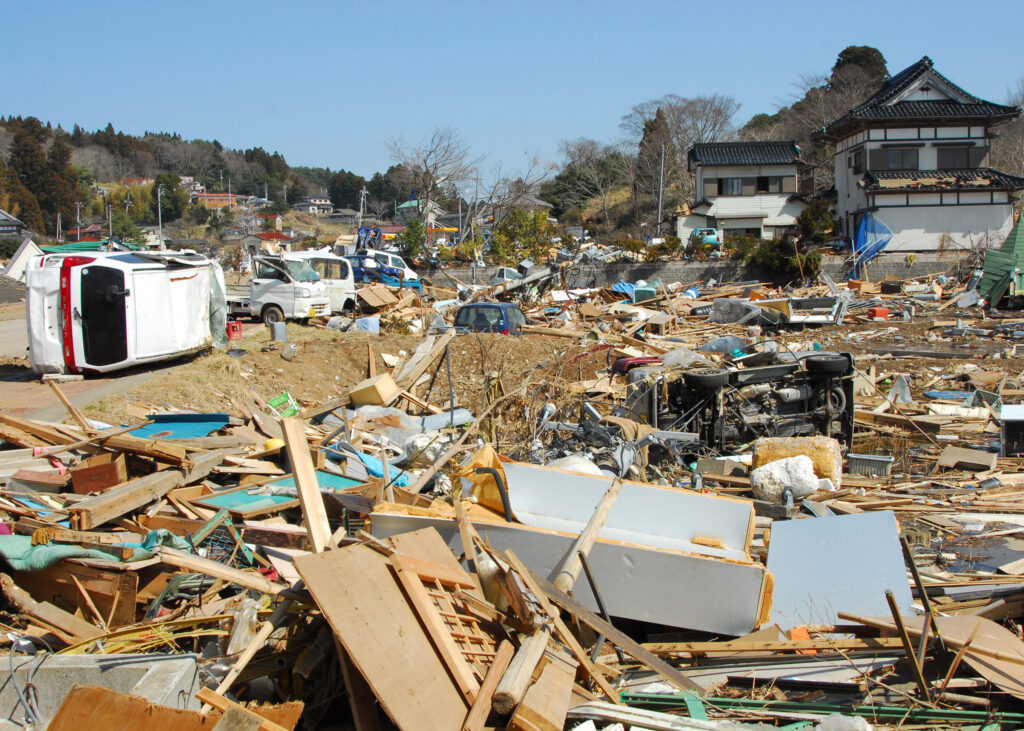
(226, 321, 242, 341)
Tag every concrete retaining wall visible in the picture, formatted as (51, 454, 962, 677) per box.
(426, 253, 969, 289)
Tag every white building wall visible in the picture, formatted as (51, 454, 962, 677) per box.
(869, 200, 1013, 252)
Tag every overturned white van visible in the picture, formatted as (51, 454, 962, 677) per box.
(26, 251, 227, 375)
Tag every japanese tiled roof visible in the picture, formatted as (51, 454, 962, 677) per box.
(862, 168, 1024, 192)
(824, 57, 1018, 138)
(689, 141, 802, 167)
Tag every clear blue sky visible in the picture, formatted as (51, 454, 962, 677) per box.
(3, 0, 1023, 181)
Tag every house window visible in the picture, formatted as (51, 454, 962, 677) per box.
(851, 150, 864, 174)
(718, 178, 743, 196)
(886, 149, 918, 171)
(937, 146, 970, 169)
(755, 176, 783, 193)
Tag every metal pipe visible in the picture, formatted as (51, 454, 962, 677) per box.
(474, 467, 513, 522)
(578, 551, 627, 665)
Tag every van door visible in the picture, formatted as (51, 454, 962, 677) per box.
(79, 264, 128, 366)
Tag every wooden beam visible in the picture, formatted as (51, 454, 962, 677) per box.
(0, 572, 101, 644)
(504, 550, 621, 705)
(67, 450, 225, 530)
(493, 625, 552, 715)
(156, 547, 283, 595)
(280, 418, 332, 552)
(552, 479, 622, 593)
(463, 639, 514, 731)
(643, 637, 906, 655)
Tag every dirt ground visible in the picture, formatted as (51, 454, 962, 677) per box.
(52, 324, 611, 446)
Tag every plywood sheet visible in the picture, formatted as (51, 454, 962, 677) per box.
(294, 543, 467, 730)
(766, 511, 912, 630)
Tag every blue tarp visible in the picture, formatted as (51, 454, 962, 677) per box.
(611, 281, 635, 296)
(848, 214, 894, 278)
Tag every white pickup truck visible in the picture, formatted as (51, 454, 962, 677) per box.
(226, 256, 331, 324)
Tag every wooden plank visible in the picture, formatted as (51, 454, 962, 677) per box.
(156, 547, 283, 595)
(0, 572, 101, 643)
(643, 637, 906, 655)
(509, 650, 578, 731)
(294, 543, 468, 730)
(392, 554, 477, 590)
(280, 418, 332, 552)
(67, 450, 225, 530)
(196, 688, 290, 731)
(394, 330, 455, 390)
(463, 639, 514, 731)
(49, 684, 210, 731)
(47, 379, 93, 432)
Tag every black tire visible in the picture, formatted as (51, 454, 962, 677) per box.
(805, 354, 851, 376)
(262, 305, 285, 325)
(683, 368, 730, 389)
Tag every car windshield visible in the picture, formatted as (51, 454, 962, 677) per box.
(284, 260, 320, 282)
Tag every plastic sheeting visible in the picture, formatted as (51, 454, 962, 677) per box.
(848, 213, 894, 278)
(0, 529, 190, 571)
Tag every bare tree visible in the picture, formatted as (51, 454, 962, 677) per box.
(367, 197, 389, 221)
(559, 138, 626, 235)
(387, 126, 480, 225)
(992, 77, 1024, 178)
(465, 153, 556, 241)
(620, 94, 740, 203)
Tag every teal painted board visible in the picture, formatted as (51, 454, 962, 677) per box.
(199, 491, 294, 513)
(271, 471, 364, 491)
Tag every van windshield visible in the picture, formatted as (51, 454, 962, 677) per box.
(284, 260, 320, 282)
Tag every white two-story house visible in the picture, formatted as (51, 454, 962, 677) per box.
(678, 141, 808, 243)
(822, 56, 1024, 253)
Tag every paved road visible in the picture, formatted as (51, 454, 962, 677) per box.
(0, 314, 27, 358)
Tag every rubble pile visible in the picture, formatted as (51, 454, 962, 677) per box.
(6, 260, 1024, 730)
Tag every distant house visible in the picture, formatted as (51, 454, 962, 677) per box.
(291, 195, 333, 215)
(395, 199, 445, 224)
(258, 213, 284, 231)
(178, 176, 205, 195)
(820, 56, 1024, 253)
(193, 192, 248, 210)
(681, 141, 808, 242)
(67, 223, 106, 241)
(241, 231, 294, 255)
(123, 177, 152, 187)
(0, 209, 28, 239)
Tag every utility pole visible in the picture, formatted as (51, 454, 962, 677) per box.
(107, 204, 113, 241)
(656, 143, 665, 237)
(264, 181, 268, 200)
(56, 212, 62, 241)
(357, 186, 367, 228)
(157, 184, 165, 250)
(75, 201, 82, 234)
